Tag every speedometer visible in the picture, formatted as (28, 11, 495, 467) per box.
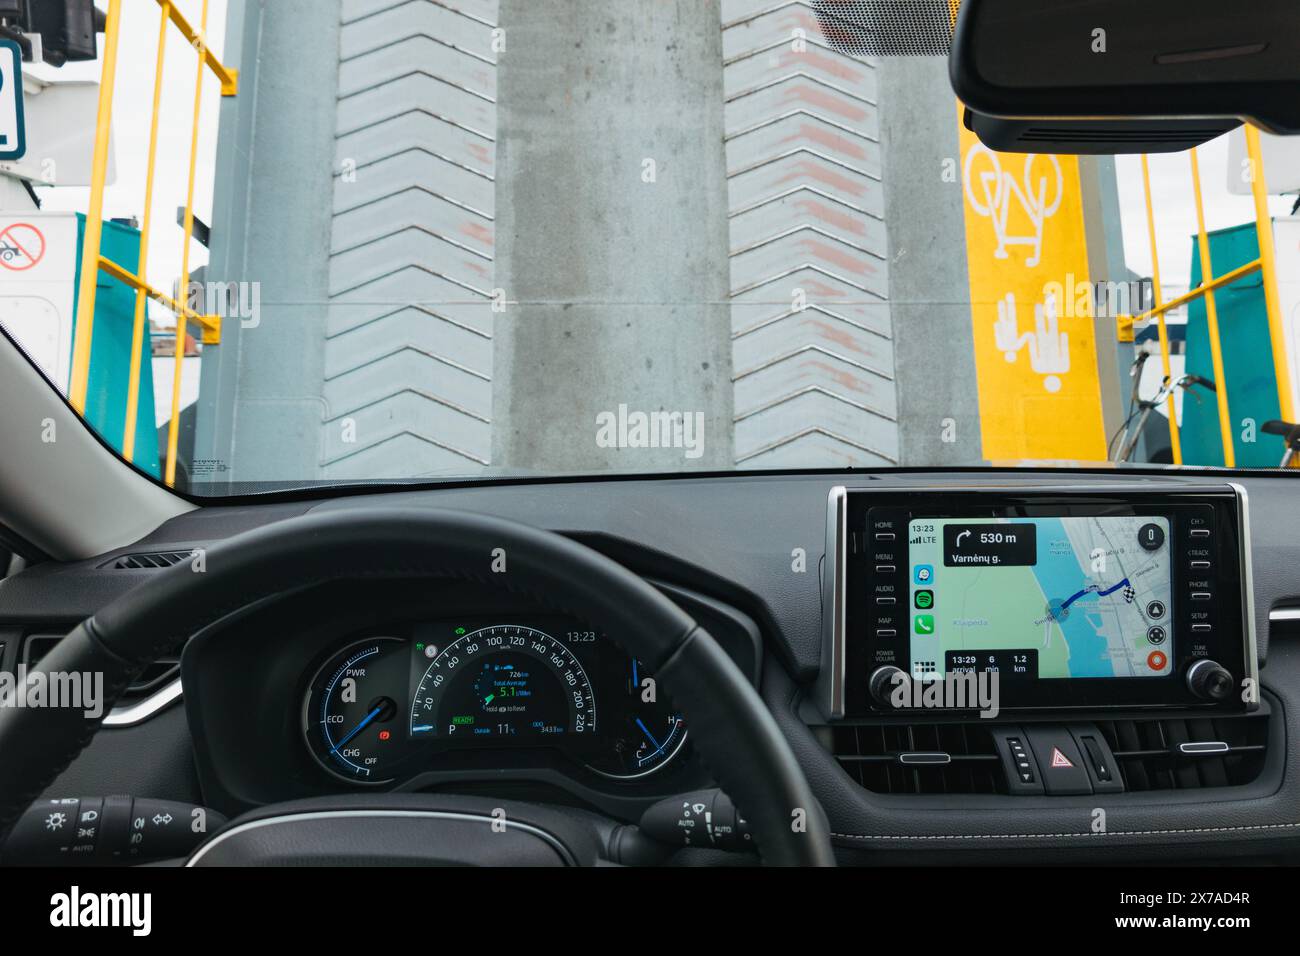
(409, 625, 597, 740)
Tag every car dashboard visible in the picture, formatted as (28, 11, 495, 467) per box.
(175, 574, 759, 819)
(2, 468, 1300, 865)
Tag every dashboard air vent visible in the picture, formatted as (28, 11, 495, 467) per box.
(1096, 713, 1268, 792)
(832, 723, 1002, 795)
(21, 633, 179, 701)
(100, 550, 197, 570)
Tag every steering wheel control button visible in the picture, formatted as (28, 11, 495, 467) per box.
(1, 797, 81, 862)
(639, 789, 753, 851)
(1025, 729, 1092, 795)
(0, 796, 225, 865)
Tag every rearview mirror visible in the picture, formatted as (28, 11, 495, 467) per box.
(950, 0, 1300, 136)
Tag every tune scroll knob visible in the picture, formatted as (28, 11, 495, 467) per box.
(1186, 659, 1234, 701)
(868, 665, 908, 708)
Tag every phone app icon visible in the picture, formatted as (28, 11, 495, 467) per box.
(914, 614, 935, 635)
(914, 589, 934, 609)
(913, 564, 934, 585)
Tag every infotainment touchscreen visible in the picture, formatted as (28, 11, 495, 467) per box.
(905, 516, 1173, 681)
(830, 486, 1256, 716)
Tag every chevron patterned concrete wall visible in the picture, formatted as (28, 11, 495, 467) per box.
(323, 0, 499, 479)
(202, 0, 914, 483)
(722, 0, 898, 467)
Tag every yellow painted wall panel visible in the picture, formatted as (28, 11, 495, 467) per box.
(956, 108, 1109, 461)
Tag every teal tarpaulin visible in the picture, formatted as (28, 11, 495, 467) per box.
(69, 215, 161, 478)
(1180, 221, 1288, 468)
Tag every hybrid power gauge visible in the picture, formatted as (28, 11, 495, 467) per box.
(304, 638, 407, 783)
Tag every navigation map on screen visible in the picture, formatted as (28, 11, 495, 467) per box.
(905, 516, 1173, 680)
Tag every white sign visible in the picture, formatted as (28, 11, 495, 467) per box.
(0, 78, 115, 186)
(0, 212, 80, 390)
(0, 40, 25, 161)
(1226, 126, 1300, 196)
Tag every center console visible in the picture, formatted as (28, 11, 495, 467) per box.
(820, 483, 1257, 719)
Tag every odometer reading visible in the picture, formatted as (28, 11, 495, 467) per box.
(410, 625, 596, 740)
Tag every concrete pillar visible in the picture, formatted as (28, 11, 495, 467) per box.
(877, 57, 982, 465)
(491, 0, 734, 472)
(195, 0, 341, 485)
(1079, 154, 1136, 448)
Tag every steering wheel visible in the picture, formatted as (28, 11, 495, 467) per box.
(0, 508, 835, 866)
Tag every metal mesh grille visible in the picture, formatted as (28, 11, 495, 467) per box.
(812, 0, 956, 56)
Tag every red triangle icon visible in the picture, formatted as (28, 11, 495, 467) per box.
(1050, 747, 1074, 769)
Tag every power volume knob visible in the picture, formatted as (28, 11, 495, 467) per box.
(1186, 659, 1234, 701)
(868, 665, 908, 708)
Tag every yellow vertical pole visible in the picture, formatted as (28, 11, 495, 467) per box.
(165, 0, 210, 487)
(1189, 147, 1235, 468)
(67, 0, 123, 414)
(1141, 155, 1181, 464)
(123, 3, 172, 462)
(1245, 124, 1297, 427)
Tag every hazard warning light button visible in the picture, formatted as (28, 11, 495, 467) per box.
(1024, 729, 1092, 795)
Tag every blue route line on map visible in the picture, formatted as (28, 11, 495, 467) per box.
(1059, 577, 1130, 612)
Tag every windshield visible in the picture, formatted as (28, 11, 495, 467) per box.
(3, 0, 1299, 495)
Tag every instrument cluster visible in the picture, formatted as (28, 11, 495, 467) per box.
(303, 617, 688, 785)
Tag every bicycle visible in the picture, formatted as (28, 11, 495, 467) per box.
(1109, 345, 1216, 463)
(1262, 419, 1300, 467)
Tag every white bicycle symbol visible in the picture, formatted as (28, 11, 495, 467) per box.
(963, 145, 1064, 268)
